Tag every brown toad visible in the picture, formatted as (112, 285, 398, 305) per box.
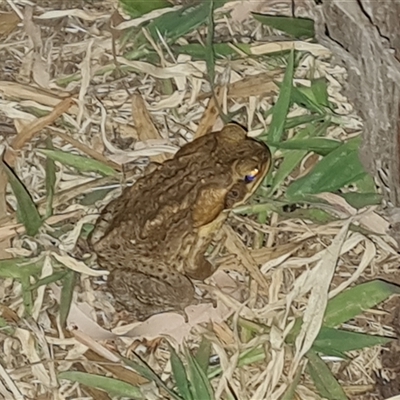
(89, 124, 271, 321)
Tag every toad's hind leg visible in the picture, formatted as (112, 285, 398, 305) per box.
(107, 266, 196, 321)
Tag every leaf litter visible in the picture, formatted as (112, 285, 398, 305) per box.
(0, 0, 398, 399)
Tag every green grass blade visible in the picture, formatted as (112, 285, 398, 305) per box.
(352, 173, 377, 193)
(324, 280, 400, 328)
(38, 149, 117, 177)
(306, 350, 348, 400)
(169, 346, 193, 400)
(185, 347, 214, 400)
(1, 159, 42, 236)
(59, 269, 77, 328)
(280, 365, 302, 400)
(314, 327, 391, 356)
(269, 120, 330, 194)
(205, 0, 215, 85)
(311, 78, 329, 107)
(252, 14, 315, 38)
(278, 207, 336, 225)
(120, 0, 171, 18)
(269, 127, 311, 195)
(58, 371, 143, 398)
(121, 355, 183, 400)
(142, 0, 228, 46)
(195, 337, 212, 374)
(45, 137, 56, 218)
(286, 138, 366, 197)
(208, 345, 266, 380)
(291, 85, 326, 114)
(340, 192, 382, 209)
(21, 274, 33, 315)
(29, 270, 68, 291)
(267, 49, 294, 144)
(0, 258, 42, 279)
(0, 316, 15, 336)
(284, 114, 326, 130)
(269, 137, 341, 156)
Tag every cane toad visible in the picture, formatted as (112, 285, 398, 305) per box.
(89, 124, 271, 321)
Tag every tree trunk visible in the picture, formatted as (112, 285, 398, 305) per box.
(307, 2, 400, 398)
(309, 0, 400, 244)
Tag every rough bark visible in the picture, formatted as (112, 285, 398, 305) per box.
(308, 0, 400, 243)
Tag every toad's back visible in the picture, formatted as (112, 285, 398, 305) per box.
(89, 124, 271, 320)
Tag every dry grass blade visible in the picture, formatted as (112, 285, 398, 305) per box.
(198, 70, 281, 100)
(0, 210, 82, 242)
(291, 220, 351, 373)
(0, 81, 74, 109)
(12, 97, 74, 150)
(132, 92, 169, 162)
(0, 363, 23, 399)
(0, 10, 20, 36)
(49, 128, 121, 171)
(223, 225, 270, 290)
(195, 86, 226, 138)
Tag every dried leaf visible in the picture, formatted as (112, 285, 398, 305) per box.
(195, 86, 225, 138)
(0, 11, 20, 36)
(131, 93, 168, 162)
(12, 97, 74, 150)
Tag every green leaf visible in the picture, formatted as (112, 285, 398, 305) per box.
(278, 207, 336, 225)
(269, 120, 330, 194)
(120, 0, 172, 18)
(352, 173, 377, 193)
(0, 316, 15, 336)
(324, 280, 400, 328)
(38, 149, 116, 177)
(29, 270, 68, 291)
(269, 126, 311, 194)
(284, 114, 325, 130)
(121, 355, 182, 400)
(45, 137, 56, 218)
(0, 257, 43, 317)
(286, 138, 366, 198)
(169, 346, 193, 400)
(195, 337, 212, 374)
(0, 258, 42, 279)
(252, 14, 315, 38)
(205, 0, 216, 85)
(1, 159, 42, 236)
(58, 371, 143, 398)
(314, 327, 391, 356)
(291, 85, 326, 114)
(311, 78, 329, 107)
(266, 49, 294, 144)
(270, 137, 341, 156)
(59, 269, 77, 328)
(137, 0, 228, 47)
(208, 345, 266, 380)
(306, 350, 348, 400)
(21, 274, 33, 315)
(281, 366, 302, 400)
(340, 192, 382, 209)
(186, 348, 214, 400)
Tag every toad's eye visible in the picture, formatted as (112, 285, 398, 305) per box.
(244, 168, 259, 183)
